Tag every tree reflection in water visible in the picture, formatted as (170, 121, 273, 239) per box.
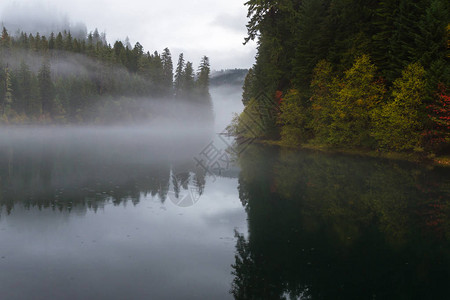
(0, 136, 207, 215)
(232, 144, 450, 299)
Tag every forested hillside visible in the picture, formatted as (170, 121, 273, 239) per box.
(235, 0, 449, 154)
(0, 27, 212, 124)
(210, 69, 248, 86)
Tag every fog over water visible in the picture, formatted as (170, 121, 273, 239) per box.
(0, 81, 247, 300)
(1, 80, 450, 300)
(0, 82, 244, 156)
(210, 85, 244, 132)
(1, 1, 448, 299)
(0, 85, 245, 207)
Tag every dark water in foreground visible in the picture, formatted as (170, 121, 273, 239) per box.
(0, 129, 449, 300)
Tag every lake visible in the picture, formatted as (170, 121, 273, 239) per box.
(0, 88, 449, 299)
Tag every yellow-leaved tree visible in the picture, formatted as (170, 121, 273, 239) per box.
(372, 63, 427, 152)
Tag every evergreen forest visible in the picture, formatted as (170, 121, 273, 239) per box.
(0, 27, 212, 124)
(235, 0, 450, 155)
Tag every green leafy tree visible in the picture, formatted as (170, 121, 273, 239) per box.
(373, 63, 427, 151)
(278, 89, 311, 146)
(329, 55, 385, 147)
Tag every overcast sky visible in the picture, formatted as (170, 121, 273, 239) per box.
(0, 0, 256, 70)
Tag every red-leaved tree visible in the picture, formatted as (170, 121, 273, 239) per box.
(425, 84, 450, 149)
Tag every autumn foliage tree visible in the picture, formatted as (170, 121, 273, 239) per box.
(278, 89, 310, 146)
(373, 63, 427, 152)
(328, 55, 385, 148)
(425, 84, 450, 151)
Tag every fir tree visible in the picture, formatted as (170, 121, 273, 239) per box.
(174, 53, 185, 98)
(0, 27, 11, 50)
(38, 57, 54, 115)
(3, 65, 13, 115)
(196, 56, 210, 96)
(183, 61, 195, 98)
(161, 48, 174, 96)
(242, 68, 255, 106)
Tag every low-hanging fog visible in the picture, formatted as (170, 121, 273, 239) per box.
(210, 85, 244, 133)
(0, 1, 248, 217)
(0, 78, 244, 153)
(0, 2, 88, 39)
(0, 78, 245, 209)
(0, 33, 246, 179)
(0, 2, 251, 299)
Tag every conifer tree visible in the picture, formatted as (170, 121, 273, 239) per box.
(38, 57, 54, 115)
(34, 32, 41, 51)
(15, 61, 32, 114)
(242, 68, 255, 106)
(0, 27, 11, 50)
(48, 32, 55, 50)
(371, 0, 400, 79)
(3, 65, 13, 115)
(161, 48, 173, 95)
(183, 61, 195, 98)
(64, 31, 73, 51)
(309, 60, 336, 143)
(55, 32, 64, 50)
(174, 53, 185, 98)
(196, 56, 210, 96)
(292, 0, 329, 93)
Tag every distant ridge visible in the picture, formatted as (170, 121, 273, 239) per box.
(210, 69, 248, 87)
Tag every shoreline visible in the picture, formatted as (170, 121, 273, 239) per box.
(257, 140, 450, 168)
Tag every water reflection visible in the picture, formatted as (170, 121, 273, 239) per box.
(2, 129, 449, 299)
(0, 127, 210, 215)
(0, 127, 246, 300)
(233, 144, 450, 299)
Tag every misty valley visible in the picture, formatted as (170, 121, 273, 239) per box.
(1, 0, 450, 299)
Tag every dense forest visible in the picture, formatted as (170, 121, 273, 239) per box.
(234, 0, 450, 155)
(0, 27, 212, 124)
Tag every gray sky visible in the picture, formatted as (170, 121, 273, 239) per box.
(0, 0, 256, 70)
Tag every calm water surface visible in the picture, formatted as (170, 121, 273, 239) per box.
(1, 100, 449, 299)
